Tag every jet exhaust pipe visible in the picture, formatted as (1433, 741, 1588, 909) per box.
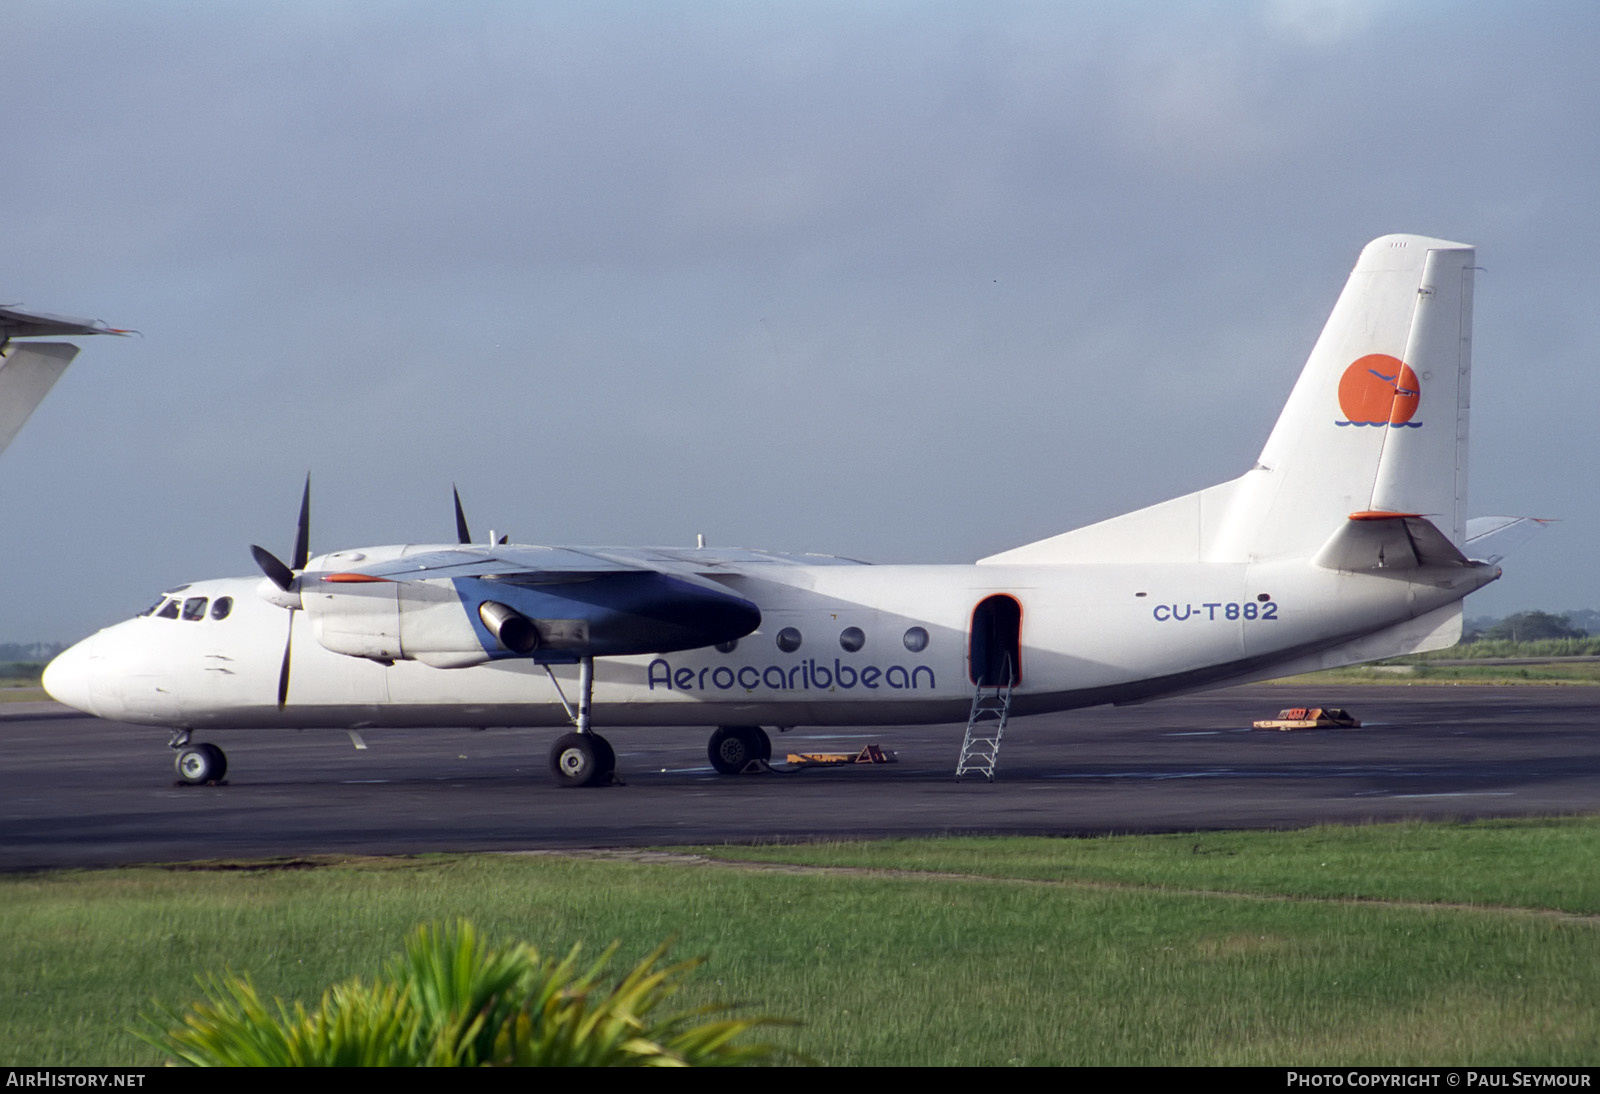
(478, 601, 539, 654)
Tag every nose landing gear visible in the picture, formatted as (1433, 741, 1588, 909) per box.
(170, 731, 228, 785)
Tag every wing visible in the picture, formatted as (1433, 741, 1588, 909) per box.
(297, 544, 770, 667)
(0, 305, 131, 341)
(323, 543, 868, 580)
(0, 343, 78, 457)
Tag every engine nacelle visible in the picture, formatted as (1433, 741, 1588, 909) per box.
(299, 570, 760, 667)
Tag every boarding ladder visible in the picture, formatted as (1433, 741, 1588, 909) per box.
(955, 654, 1013, 782)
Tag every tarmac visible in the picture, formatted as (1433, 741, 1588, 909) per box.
(4, 684, 1597, 870)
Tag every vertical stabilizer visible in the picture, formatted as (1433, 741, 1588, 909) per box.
(980, 235, 1477, 568)
(1209, 234, 1475, 561)
(0, 342, 78, 457)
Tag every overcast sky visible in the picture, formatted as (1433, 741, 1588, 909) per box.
(3, 0, 1596, 642)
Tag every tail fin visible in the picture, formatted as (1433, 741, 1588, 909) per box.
(1216, 233, 1475, 560)
(981, 234, 1475, 567)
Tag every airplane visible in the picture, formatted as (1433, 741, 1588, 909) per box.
(0, 304, 129, 457)
(44, 234, 1525, 788)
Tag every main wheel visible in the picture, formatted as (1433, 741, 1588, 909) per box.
(175, 743, 226, 785)
(708, 726, 770, 775)
(549, 732, 614, 788)
(200, 743, 228, 781)
(591, 734, 616, 774)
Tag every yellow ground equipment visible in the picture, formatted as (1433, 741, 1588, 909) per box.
(785, 745, 898, 766)
(1252, 707, 1360, 730)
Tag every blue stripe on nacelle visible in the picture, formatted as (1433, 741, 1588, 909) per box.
(453, 572, 760, 662)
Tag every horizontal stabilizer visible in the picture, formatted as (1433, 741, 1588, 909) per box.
(1464, 516, 1550, 564)
(1311, 512, 1469, 572)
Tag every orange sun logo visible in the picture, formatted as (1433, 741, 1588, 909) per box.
(1336, 354, 1420, 427)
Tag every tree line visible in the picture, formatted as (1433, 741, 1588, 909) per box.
(1463, 610, 1598, 643)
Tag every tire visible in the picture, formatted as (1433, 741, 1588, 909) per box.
(592, 734, 616, 774)
(175, 744, 225, 784)
(200, 743, 228, 781)
(708, 726, 768, 775)
(548, 732, 613, 788)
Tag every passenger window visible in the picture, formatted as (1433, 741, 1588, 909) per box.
(839, 626, 865, 652)
(182, 597, 208, 621)
(776, 627, 802, 653)
(211, 597, 234, 621)
(156, 600, 180, 620)
(903, 626, 929, 652)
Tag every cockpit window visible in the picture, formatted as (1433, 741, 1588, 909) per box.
(210, 597, 233, 621)
(155, 599, 180, 620)
(138, 596, 166, 617)
(182, 597, 208, 621)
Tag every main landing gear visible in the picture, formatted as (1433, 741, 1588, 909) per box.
(544, 657, 618, 788)
(170, 730, 227, 785)
(549, 731, 615, 788)
(540, 661, 782, 786)
(707, 725, 772, 774)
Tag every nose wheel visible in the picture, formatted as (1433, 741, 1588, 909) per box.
(174, 742, 228, 785)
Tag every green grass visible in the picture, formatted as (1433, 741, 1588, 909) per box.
(1276, 661, 1600, 686)
(1271, 640, 1600, 685)
(6, 819, 1600, 1066)
(691, 817, 1600, 913)
(1441, 638, 1600, 659)
(0, 663, 45, 701)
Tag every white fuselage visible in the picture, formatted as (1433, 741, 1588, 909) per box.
(44, 549, 1491, 732)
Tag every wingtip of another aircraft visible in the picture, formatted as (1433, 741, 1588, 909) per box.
(0, 304, 136, 341)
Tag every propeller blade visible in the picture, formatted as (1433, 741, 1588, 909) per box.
(251, 544, 295, 592)
(276, 612, 293, 709)
(453, 485, 472, 545)
(291, 473, 311, 571)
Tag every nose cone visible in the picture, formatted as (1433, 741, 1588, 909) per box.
(43, 636, 98, 715)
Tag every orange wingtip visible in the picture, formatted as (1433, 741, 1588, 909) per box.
(1348, 510, 1423, 521)
(321, 572, 392, 583)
